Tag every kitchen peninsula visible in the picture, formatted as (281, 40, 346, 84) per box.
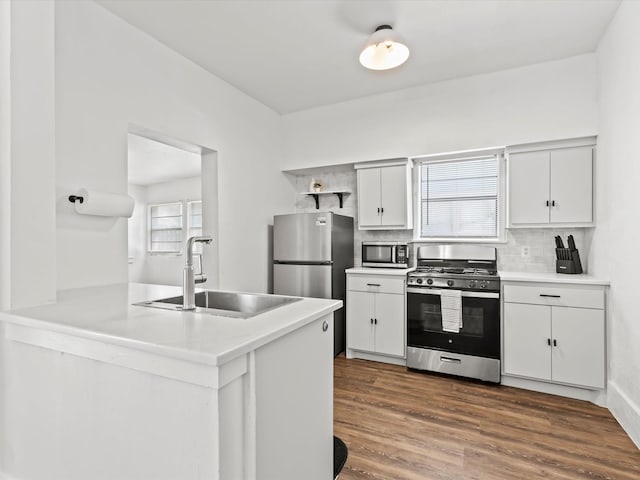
(0, 283, 341, 480)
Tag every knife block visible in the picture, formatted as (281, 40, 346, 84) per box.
(556, 249, 583, 274)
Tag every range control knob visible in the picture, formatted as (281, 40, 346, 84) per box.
(417, 278, 423, 284)
(447, 280, 454, 287)
(479, 281, 487, 289)
(468, 280, 476, 288)
(426, 279, 433, 285)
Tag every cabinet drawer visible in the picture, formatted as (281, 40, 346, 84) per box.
(347, 275, 405, 295)
(503, 284, 604, 309)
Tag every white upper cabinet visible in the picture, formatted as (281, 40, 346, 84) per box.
(355, 159, 412, 230)
(549, 147, 593, 224)
(509, 150, 551, 225)
(508, 143, 594, 227)
(356, 167, 382, 227)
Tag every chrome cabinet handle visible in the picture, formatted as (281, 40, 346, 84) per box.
(322, 321, 328, 332)
(539, 294, 561, 298)
(366, 283, 381, 287)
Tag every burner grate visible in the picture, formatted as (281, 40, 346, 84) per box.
(415, 266, 497, 276)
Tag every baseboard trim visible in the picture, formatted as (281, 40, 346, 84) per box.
(608, 381, 640, 450)
(346, 349, 406, 366)
(501, 375, 607, 406)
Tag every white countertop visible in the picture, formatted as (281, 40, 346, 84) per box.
(344, 267, 608, 285)
(499, 271, 610, 286)
(346, 267, 415, 275)
(0, 283, 342, 367)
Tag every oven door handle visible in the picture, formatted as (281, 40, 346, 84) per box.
(440, 356, 462, 364)
(406, 287, 499, 299)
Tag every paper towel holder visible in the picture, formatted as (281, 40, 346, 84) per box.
(68, 195, 84, 204)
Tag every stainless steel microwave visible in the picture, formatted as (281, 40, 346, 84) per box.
(362, 242, 410, 268)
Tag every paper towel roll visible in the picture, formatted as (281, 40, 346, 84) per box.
(73, 188, 135, 218)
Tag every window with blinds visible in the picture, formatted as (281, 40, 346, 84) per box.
(187, 201, 203, 254)
(149, 202, 183, 253)
(419, 155, 499, 238)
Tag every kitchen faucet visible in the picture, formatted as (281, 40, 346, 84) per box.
(183, 235, 213, 310)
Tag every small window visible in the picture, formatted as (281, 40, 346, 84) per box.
(148, 202, 183, 253)
(187, 201, 202, 238)
(187, 201, 203, 254)
(418, 155, 500, 239)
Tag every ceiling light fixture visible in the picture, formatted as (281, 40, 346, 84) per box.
(359, 24, 410, 71)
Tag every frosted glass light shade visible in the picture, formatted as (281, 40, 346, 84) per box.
(359, 25, 410, 71)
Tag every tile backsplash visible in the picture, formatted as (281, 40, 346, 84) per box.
(286, 165, 590, 273)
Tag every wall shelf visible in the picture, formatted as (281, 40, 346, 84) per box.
(301, 190, 351, 209)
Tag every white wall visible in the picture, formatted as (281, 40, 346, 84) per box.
(129, 176, 202, 287)
(54, 1, 292, 294)
(127, 183, 147, 283)
(0, 0, 57, 310)
(593, 0, 640, 448)
(282, 54, 598, 170)
(0, 0, 11, 311)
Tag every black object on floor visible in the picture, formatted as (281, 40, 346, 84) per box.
(334, 436, 348, 479)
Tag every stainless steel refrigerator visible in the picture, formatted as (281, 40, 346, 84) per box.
(273, 212, 354, 356)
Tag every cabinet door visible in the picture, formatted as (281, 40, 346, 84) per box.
(357, 168, 382, 227)
(373, 293, 405, 357)
(379, 165, 408, 227)
(503, 302, 552, 380)
(346, 290, 375, 352)
(551, 307, 604, 388)
(509, 151, 550, 225)
(255, 316, 333, 480)
(549, 147, 593, 224)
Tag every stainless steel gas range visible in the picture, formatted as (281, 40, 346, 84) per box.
(406, 245, 500, 383)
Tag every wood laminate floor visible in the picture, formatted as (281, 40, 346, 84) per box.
(334, 355, 640, 480)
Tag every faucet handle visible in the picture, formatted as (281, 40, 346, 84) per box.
(194, 273, 207, 285)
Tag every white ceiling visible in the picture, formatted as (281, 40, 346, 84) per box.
(128, 133, 201, 186)
(98, 0, 620, 114)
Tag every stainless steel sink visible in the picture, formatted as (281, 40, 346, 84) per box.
(134, 290, 302, 318)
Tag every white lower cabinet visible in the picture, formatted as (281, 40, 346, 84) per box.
(503, 282, 605, 389)
(255, 315, 333, 480)
(346, 273, 406, 361)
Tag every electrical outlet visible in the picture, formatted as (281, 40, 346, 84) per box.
(521, 246, 530, 257)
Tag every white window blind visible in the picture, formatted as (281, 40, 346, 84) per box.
(149, 202, 183, 253)
(419, 155, 499, 238)
(187, 201, 203, 254)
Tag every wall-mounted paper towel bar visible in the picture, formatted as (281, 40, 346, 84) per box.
(68, 188, 135, 218)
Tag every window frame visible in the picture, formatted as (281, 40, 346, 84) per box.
(412, 148, 506, 243)
(187, 200, 203, 255)
(147, 201, 184, 255)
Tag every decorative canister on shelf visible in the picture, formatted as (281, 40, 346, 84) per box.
(310, 178, 324, 192)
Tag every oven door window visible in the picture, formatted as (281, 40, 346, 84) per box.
(407, 291, 500, 358)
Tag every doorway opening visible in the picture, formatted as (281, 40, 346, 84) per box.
(127, 127, 219, 288)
